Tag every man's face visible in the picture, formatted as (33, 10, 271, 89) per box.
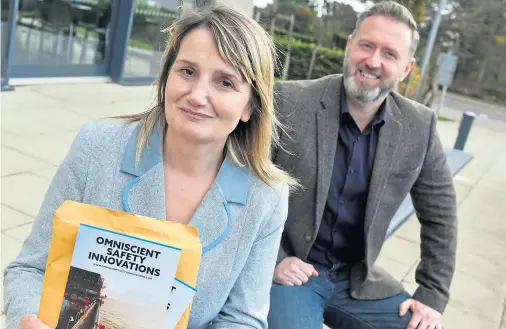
(343, 15, 416, 104)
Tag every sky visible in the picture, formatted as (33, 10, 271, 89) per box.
(253, 0, 373, 13)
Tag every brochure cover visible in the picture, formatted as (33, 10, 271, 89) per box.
(164, 278, 197, 329)
(55, 223, 182, 329)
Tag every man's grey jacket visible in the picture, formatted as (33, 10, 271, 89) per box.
(273, 74, 457, 313)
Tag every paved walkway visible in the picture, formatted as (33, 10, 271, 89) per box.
(1, 83, 506, 328)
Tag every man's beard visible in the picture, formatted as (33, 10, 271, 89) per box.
(342, 52, 398, 104)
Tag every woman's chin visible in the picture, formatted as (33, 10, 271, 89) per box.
(170, 124, 209, 143)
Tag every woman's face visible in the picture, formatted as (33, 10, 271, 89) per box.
(164, 26, 252, 145)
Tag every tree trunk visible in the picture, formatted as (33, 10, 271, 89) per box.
(269, 0, 278, 36)
(474, 53, 489, 92)
(307, 18, 327, 79)
(281, 14, 295, 80)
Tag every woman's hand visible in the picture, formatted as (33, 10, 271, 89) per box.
(17, 314, 52, 329)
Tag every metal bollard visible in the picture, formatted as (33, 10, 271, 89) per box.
(454, 111, 475, 151)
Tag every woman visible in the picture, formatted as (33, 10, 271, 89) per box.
(3, 4, 297, 329)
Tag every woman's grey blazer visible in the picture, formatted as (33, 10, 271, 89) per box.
(3, 120, 289, 329)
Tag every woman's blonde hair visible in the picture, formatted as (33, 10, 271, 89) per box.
(119, 3, 298, 189)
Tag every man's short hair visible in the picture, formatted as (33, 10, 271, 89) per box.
(353, 1, 420, 57)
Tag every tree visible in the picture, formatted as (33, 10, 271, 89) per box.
(439, 0, 506, 102)
(357, 0, 437, 23)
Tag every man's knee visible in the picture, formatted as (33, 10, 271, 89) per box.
(268, 283, 324, 329)
(323, 291, 412, 329)
(324, 307, 411, 329)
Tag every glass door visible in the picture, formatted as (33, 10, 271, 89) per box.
(10, 0, 115, 78)
(2, 0, 13, 84)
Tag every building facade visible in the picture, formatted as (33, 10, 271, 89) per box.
(1, 0, 254, 91)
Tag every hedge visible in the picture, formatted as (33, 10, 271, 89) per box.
(273, 35, 345, 80)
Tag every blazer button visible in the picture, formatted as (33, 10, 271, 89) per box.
(305, 235, 312, 242)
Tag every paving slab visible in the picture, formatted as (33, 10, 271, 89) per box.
(377, 235, 420, 267)
(1, 205, 35, 231)
(1, 132, 79, 166)
(31, 167, 59, 182)
(442, 302, 500, 329)
(2, 223, 34, 243)
(374, 255, 414, 282)
(1, 173, 51, 218)
(1, 146, 54, 177)
(2, 98, 88, 137)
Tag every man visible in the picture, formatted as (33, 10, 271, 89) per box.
(268, 2, 457, 329)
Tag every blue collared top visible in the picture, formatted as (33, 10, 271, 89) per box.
(120, 121, 250, 253)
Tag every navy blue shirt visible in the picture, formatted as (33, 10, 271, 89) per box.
(307, 86, 387, 268)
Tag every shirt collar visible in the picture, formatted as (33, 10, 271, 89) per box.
(120, 120, 249, 205)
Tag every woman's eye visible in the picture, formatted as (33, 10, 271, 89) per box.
(181, 68, 194, 76)
(220, 80, 233, 88)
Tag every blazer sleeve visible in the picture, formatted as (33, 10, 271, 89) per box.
(2, 122, 94, 329)
(410, 111, 458, 313)
(207, 183, 289, 329)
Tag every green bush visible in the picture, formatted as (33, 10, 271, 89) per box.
(273, 35, 344, 80)
(263, 25, 316, 44)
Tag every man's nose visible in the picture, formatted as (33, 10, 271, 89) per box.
(365, 50, 381, 69)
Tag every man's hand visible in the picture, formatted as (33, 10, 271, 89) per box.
(399, 299, 442, 329)
(17, 314, 52, 329)
(273, 257, 318, 286)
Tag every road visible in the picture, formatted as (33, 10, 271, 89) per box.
(434, 92, 506, 122)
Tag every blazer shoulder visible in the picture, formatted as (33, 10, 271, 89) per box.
(275, 74, 340, 100)
(62, 120, 139, 177)
(76, 119, 137, 145)
(71, 119, 137, 156)
(246, 173, 289, 224)
(391, 92, 436, 121)
(274, 74, 341, 120)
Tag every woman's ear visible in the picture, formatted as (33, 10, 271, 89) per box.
(240, 95, 255, 123)
(240, 105, 253, 122)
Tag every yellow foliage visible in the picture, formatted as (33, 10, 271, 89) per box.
(494, 35, 506, 44)
(398, 65, 421, 99)
(296, 7, 311, 16)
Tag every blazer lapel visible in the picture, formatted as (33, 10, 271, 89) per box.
(188, 158, 249, 254)
(126, 163, 166, 219)
(315, 76, 342, 228)
(120, 120, 166, 220)
(364, 94, 403, 259)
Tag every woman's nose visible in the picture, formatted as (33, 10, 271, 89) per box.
(187, 82, 208, 107)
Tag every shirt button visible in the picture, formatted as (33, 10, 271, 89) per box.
(339, 200, 345, 205)
(349, 169, 355, 174)
(305, 235, 312, 242)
